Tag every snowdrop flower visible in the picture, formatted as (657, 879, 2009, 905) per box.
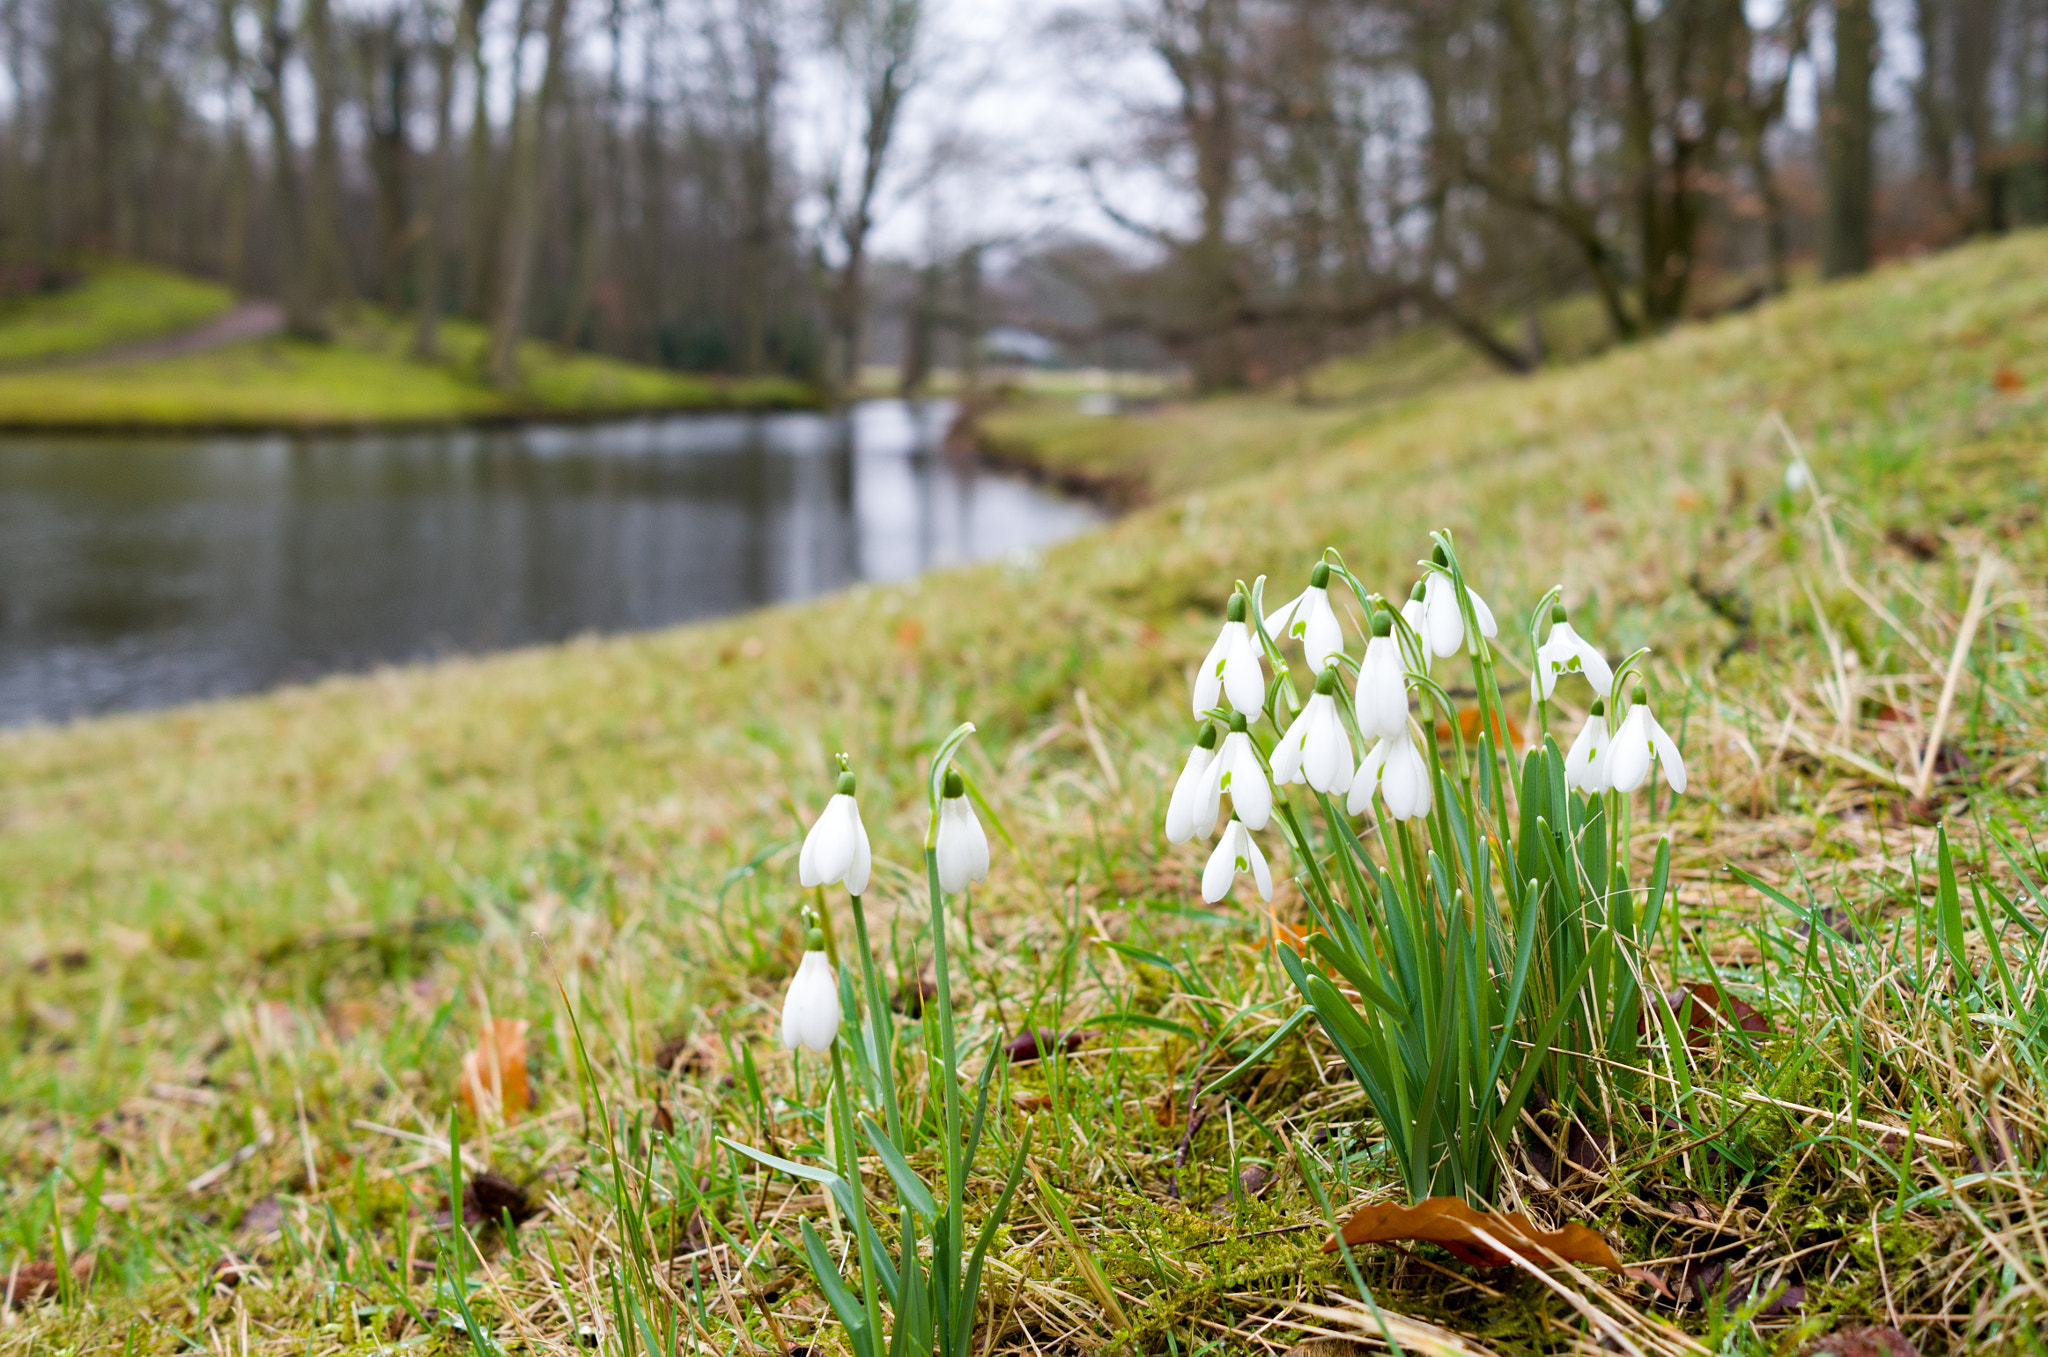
(1606, 689, 1687, 795)
(1784, 460, 1811, 495)
(1271, 666, 1355, 794)
(1198, 711, 1273, 832)
(798, 770, 873, 896)
(1266, 562, 1345, 675)
(1565, 699, 1612, 794)
(1533, 605, 1615, 702)
(1165, 723, 1220, 844)
(1193, 591, 1265, 718)
(935, 769, 990, 893)
(1400, 580, 1428, 640)
(1347, 728, 1434, 822)
(1201, 816, 1272, 903)
(780, 930, 841, 1053)
(1353, 609, 1409, 741)
(1419, 555, 1498, 658)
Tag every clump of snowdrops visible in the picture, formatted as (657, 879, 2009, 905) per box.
(1170, 532, 1687, 1206)
(726, 724, 1027, 1357)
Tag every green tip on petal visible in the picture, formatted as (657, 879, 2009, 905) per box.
(1195, 722, 1218, 750)
(1371, 609, 1393, 637)
(803, 927, 825, 951)
(1589, 698, 1605, 716)
(1633, 688, 1649, 705)
(1409, 579, 1426, 601)
(1431, 543, 1449, 566)
(1225, 592, 1247, 623)
(942, 769, 965, 799)
(1551, 604, 1568, 625)
(1313, 666, 1340, 695)
(1229, 711, 1249, 733)
(836, 770, 857, 795)
(1309, 561, 1331, 589)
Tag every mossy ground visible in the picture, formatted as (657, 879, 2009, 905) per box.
(0, 261, 234, 366)
(0, 287, 814, 429)
(1, 235, 2045, 1355)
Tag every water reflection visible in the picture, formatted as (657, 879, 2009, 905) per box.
(0, 399, 1098, 726)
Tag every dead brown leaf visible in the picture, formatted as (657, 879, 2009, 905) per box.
(458, 1018, 532, 1121)
(1804, 1325, 1918, 1357)
(1645, 982, 1774, 1046)
(2, 1257, 92, 1308)
(1324, 1196, 1626, 1271)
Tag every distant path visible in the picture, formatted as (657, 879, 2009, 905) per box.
(13, 300, 287, 372)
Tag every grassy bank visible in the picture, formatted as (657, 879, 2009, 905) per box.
(0, 279, 814, 429)
(1, 234, 2045, 1354)
(0, 261, 234, 367)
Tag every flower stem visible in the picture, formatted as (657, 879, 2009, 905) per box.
(847, 894, 901, 1144)
(829, 1040, 886, 1352)
(925, 845, 965, 1290)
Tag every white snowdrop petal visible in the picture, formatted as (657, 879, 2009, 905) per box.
(845, 804, 873, 896)
(1270, 709, 1310, 786)
(1264, 589, 1307, 638)
(781, 952, 841, 1052)
(1225, 735, 1273, 830)
(1194, 627, 1231, 718)
(1201, 832, 1238, 903)
(1348, 738, 1389, 816)
(1222, 627, 1265, 715)
(1303, 595, 1345, 674)
(1423, 575, 1464, 658)
(936, 800, 971, 893)
(1608, 708, 1652, 793)
(1466, 587, 1497, 639)
(1575, 637, 1615, 695)
(1248, 832, 1273, 901)
(1565, 715, 1609, 793)
(1165, 746, 1213, 844)
(1650, 716, 1688, 794)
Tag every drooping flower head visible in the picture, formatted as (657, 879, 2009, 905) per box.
(1347, 727, 1435, 822)
(780, 927, 841, 1053)
(1194, 590, 1265, 719)
(798, 767, 873, 897)
(1565, 699, 1612, 794)
(1198, 710, 1273, 832)
(935, 769, 991, 894)
(1354, 608, 1409, 741)
(1165, 722, 1221, 844)
(1606, 688, 1687, 795)
(1271, 664, 1356, 795)
(1533, 604, 1615, 702)
(1267, 562, 1345, 676)
(1418, 544, 1498, 659)
(1201, 816, 1272, 903)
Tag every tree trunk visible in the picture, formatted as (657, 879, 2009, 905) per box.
(1822, 0, 1877, 276)
(255, 2, 326, 339)
(413, 0, 483, 359)
(304, 0, 352, 307)
(487, 0, 571, 390)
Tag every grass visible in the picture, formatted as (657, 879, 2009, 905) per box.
(972, 292, 1617, 504)
(0, 293, 815, 429)
(0, 261, 234, 366)
(1, 232, 2046, 1354)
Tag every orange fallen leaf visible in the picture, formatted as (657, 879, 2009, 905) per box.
(1993, 365, 2025, 393)
(1267, 914, 1320, 957)
(1434, 706, 1523, 749)
(1324, 1196, 1625, 1271)
(458, 1018, 532, 1121)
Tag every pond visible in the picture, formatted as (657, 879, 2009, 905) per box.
(0, 400, 1100, 727)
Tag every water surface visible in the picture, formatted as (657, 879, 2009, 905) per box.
(0, 400, 1098, 726)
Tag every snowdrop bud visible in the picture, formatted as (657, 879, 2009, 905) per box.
(1354, 609, 1409, 741)
(1194, 591, 1265, 719)
(1199, 711, 1273, 832)
(1201, 817, 1272, 903)
(780, 934, 841, 1053)
(1565, 699, 1612, 794)
(1165, 723, 1221, 844)
(1606, 690, 1687, 795)
(1533, 604, 1615, 701)
(935, 769, 992, 894)
(1271, 665, 1355, 795)
(798, 771, 873, 896)
(1785, 461, 1811, 494)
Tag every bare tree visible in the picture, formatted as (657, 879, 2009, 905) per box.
(487, 0, 572, 388)
(1823, 0, 1877, 275)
